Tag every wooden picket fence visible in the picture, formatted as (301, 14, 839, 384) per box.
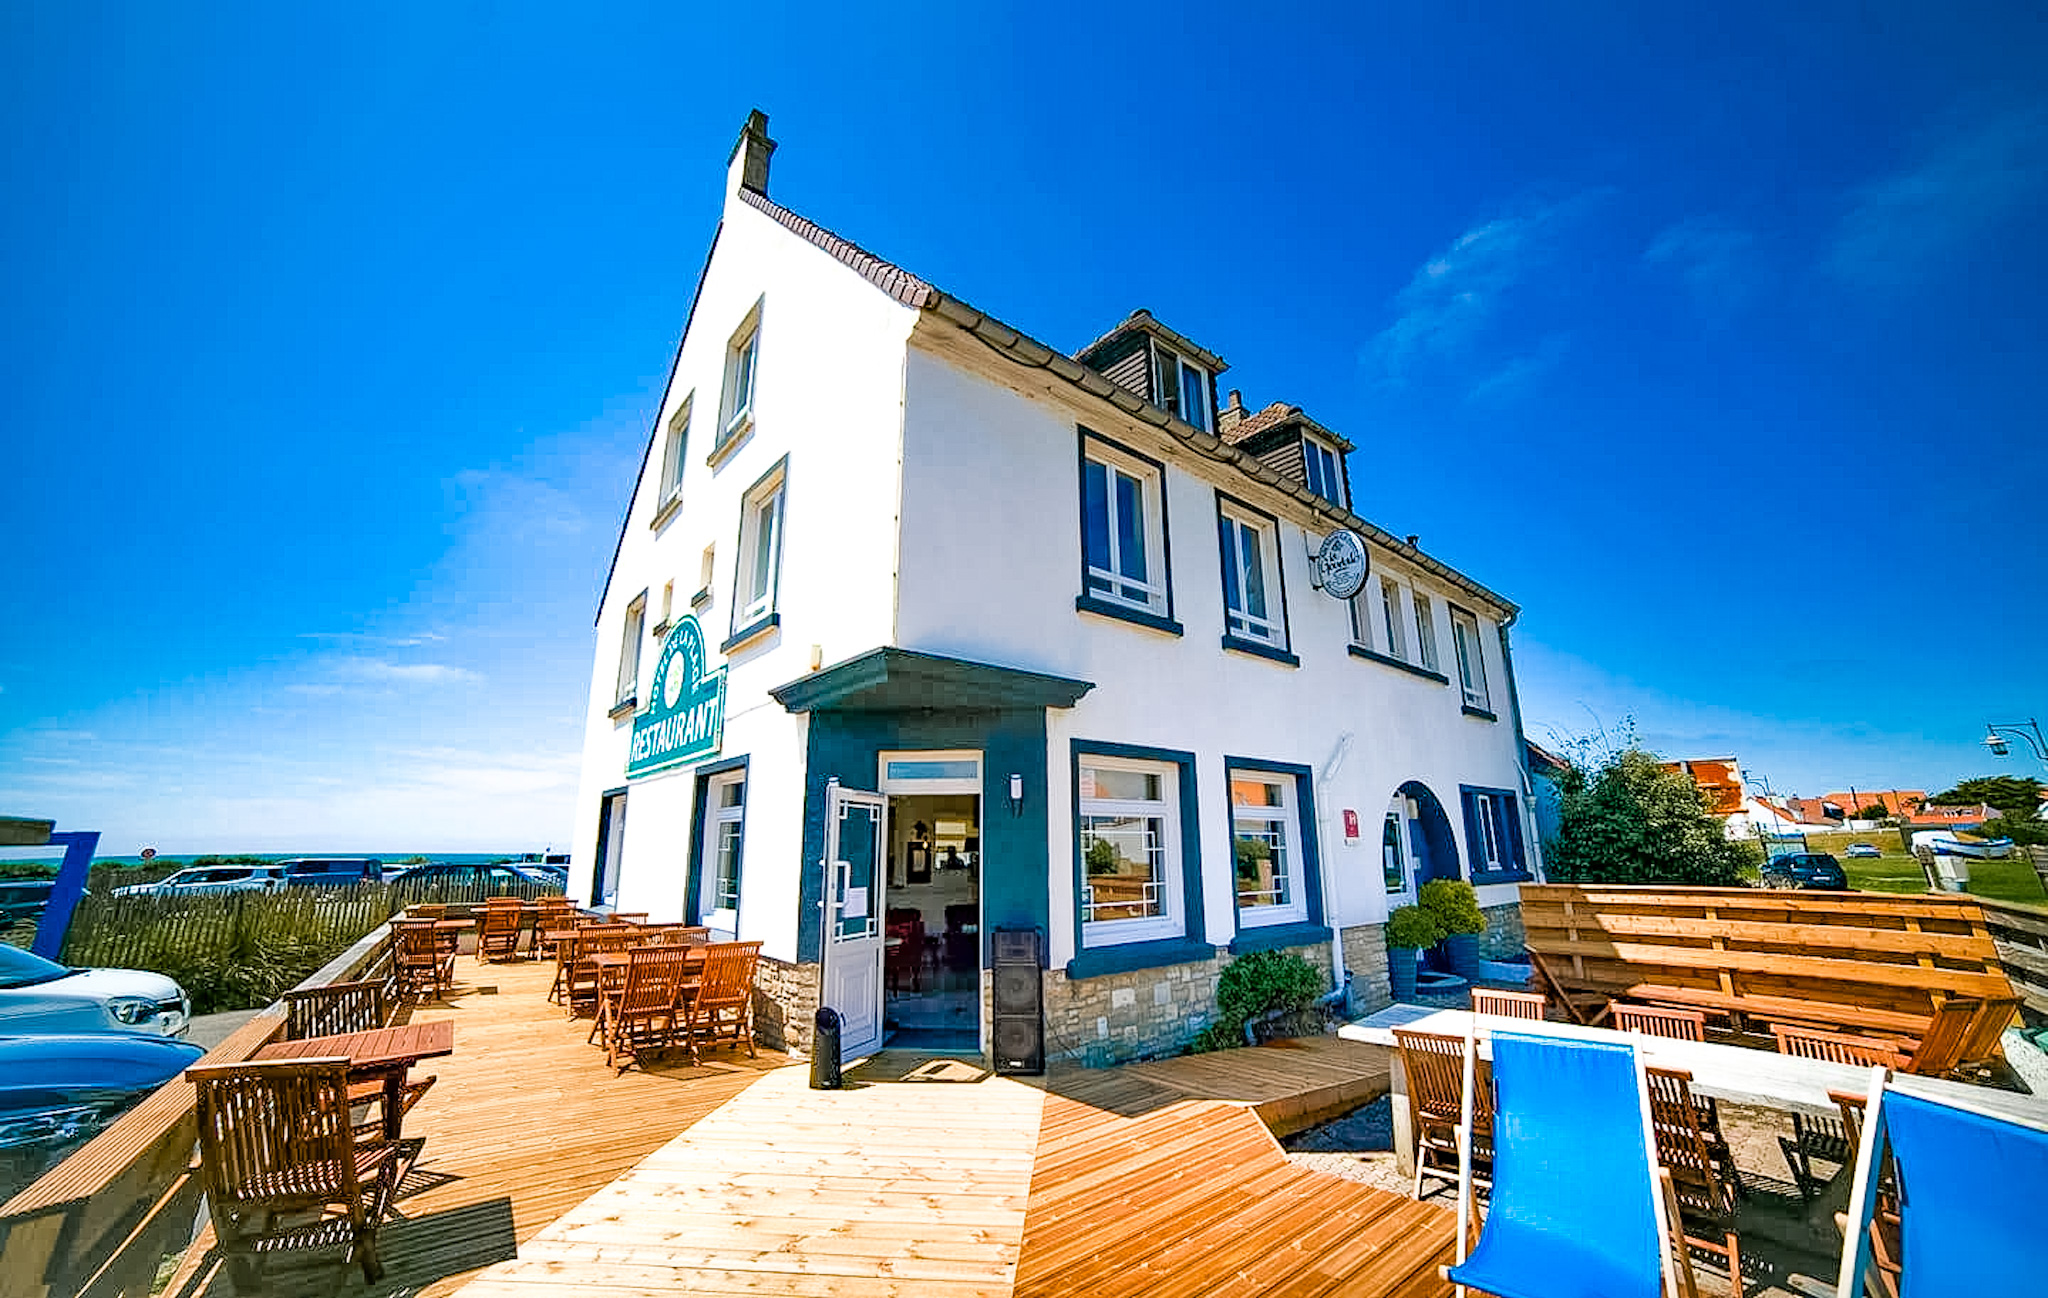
(1520, 882, 2017, 1045)
(1980, 897, 2048, 1020)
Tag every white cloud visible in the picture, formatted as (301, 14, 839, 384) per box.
(1829, 103, 2048, 291)
(1645, 216, 1760, 318)
(337, 658, 481, 685)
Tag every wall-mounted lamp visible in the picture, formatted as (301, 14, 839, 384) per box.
(1008, 773, 1024, 816)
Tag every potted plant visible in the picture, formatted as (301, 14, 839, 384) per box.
(1384, 904, 1442, 1002)
(1419, 878, 1487, 981)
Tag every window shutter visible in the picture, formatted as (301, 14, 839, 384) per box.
(1499, 795, 1526, 873)
(1460, 791, 1483, 881)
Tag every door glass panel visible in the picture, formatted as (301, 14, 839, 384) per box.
(835, 800, 881, 941)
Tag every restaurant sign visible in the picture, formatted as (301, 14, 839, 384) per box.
(1314, 529, 1370, 601)
(626, 614, 728, 778)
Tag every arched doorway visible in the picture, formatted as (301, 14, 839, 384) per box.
(1390, 781, 1460, 892)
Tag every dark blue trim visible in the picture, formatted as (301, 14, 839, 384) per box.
(689, 586, 712, 609)
(684, 755, 750, 928)
(607, 695, 638, 722)
(1458, 783, 1527, 879)
(1470, 870, 1535, 886)
(1077, 427, 1177, 626)
(1221, 758, 1325, 945)
(1220, 635, 1300, 667)
(1070, 739, 1207, 975)
(1213, 489, 1292, 655)
(720, 612, 781, 655)
(29, 831, 98, 962)
(1076, 594, 1184, 637)
(1348, 643, 1450, 685)
(1228, 922, 1334, 956)
(1461, 704, 1498, 722)
(1066, 937, 1217, 980)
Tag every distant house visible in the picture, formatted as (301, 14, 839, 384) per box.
(1820, 789, 1925, 820)
(1783, 795, 1846, 825)
(1525, 740, 1569, 849)
(1660, 758, 1745, 817)
(1904, 804, 1999, 831)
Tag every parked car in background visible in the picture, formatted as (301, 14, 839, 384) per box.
(110, 864, 284, 898)
(278, 858, 383, 888)
(0, 1033, 204, 1203)
(386, 862, 562, 897)
(0, 880, 55, 930)
(1844, 843, 1882, 859)
(0, 946, 190, 1037)
(1760, 852, 1849, 890)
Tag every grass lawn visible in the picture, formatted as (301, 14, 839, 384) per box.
(1843, 851, 2047, 905)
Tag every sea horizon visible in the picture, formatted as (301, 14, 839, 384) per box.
(0, 850, 556, 869)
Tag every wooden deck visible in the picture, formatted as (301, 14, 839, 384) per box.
(164, 954, 788, 1297)
(1066, 1035, 1392, 1136)
(1018, 1068, 1457, 1298)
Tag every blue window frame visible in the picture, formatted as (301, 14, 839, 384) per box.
(1459, 784, 1531, 883)
(1224, 757, 1331, 955)
(1302, 437, 1344, 506)
(1067, 740, 1212, 980)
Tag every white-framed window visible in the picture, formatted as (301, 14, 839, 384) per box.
(718, 302, 762, 448)
(1451, 606, 1491, 711)
(615, 592, 646, 706)
(659, 395, 691, 505)
(1413, 592, 1440, 673)
(1380, 577, 1407, 662)
(1232, 771, 1307, 926)
(1151, 342, 1212, 433)
(1348, 588, 1374, 649)
(733, 461, 786, 629)
(1079, 756, 1183, 946)
(1302, 436, 1345, 506)
(1471, 791, 1506, 873)
(698, 769, 744, 937)
(878, 749, 982, 796)
(1080, 438, 1169, 615)
(1218, 503, 1285, 646)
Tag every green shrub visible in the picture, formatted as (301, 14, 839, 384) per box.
(1386, 903, 1443, 950)
(1418, 878, 1486, 936)
(1190, 950, 1326, 1052)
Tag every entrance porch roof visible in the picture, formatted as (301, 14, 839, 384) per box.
(769, 647, 1094, 714)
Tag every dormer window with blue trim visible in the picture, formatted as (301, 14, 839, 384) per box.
(1302, 435, 1345, 506)
(1080, 436, 1170, 617)
(1151, 342, 1212, 433)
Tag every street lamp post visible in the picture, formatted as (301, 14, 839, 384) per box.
(1981, 719, 2048, 768)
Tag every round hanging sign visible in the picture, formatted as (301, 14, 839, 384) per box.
(1316, 529, 1370, 600)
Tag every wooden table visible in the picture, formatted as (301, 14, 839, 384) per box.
(256, 1021, 456, 1138)
(1340, 1005, 2047, 1173)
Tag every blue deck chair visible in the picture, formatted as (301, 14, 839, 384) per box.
(1445, 1029, 1678, 1298)
(1836, 1071, 2048, 1298)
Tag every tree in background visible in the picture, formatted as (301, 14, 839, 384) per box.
(1932, 775, 2048, 847)
(1856, 802, 1891, 821)
(1546, 727, 1755, 885)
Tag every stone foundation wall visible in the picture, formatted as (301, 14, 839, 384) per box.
(1041, 940, 1335, 1067)
(753, 956, 819, 1055)
(1480, 903, 1526, 960)
(1339, 923, 1391, 1013)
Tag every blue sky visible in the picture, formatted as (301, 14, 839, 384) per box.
(3, 3, 2044, 852)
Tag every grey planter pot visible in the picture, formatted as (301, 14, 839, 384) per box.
(1388, 947, 1420, 1001)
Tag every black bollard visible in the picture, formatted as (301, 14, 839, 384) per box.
(810, 1006, 843, 1089)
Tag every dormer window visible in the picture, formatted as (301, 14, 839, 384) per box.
(1302, 436, 1345, 507)
(1151, 343, 1212, 433)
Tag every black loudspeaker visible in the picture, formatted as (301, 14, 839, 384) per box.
(991, 925, 1044, 1075)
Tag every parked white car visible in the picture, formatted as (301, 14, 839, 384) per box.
(0, 946, 190, 1037)
(111, 864, 284, 897)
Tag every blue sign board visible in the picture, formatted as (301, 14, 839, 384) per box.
(626, 614, 728, 778)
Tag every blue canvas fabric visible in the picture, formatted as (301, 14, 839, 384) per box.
(1882, 1089, 2048, 1297)
(1446, 1031, 1665, 1298)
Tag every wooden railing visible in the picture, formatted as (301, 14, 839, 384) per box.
(0, 920, 399, 1298)
(1980, 897, 2048, 1020)
(1520, 883, 2016, 1042)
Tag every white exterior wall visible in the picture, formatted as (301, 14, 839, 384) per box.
(567, 187, 917, 962)
(894, 338, 1533, 969)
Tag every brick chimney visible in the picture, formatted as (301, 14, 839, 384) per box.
(1217, 389, 1247, 435)
(727, 109, 776, 196)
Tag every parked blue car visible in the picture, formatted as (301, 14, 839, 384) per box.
(1760, 852, 1849, 890)
(0, 1033, 204, 1201)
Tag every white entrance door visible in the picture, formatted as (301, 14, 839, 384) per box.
(822, 781, 888, 1059)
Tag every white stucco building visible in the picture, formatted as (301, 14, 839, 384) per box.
(569, 113, 1541, 1066)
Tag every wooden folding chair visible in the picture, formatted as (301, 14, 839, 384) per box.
(1394, 1027, 1494, 1200)
(392, 920, 453, 1002)
(1471, 988, 1547, 1020)
(1952, 994, 2021, 1079)
(595, 946, 698, 1074)
(1903, 997, 1981, 1076)
(188, 1058, 418, 1292)
(639, 924, 711, 947)
(477, 905, 523, 963)
(566, 928, 638, 1019)
(1526, 950, 1612, 1026)
(1768, 1026, 1905, 1201)
(679, 941, 762, 1064)
(1644, 1066, 1744, 1297)
(1613, 1003, 1708, 1042)
(1829, 1088, 1902, 1298)
(282, 981, 386, 1040)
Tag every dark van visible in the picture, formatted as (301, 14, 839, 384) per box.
(0, 879, 55, 929)
(277, 858, 383, 889)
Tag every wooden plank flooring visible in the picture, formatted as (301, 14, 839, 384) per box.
(1015, 1090, 1458, 1298)
(163, 954, 787, 1298)
(454, 1065, 1045, 1297)
(1056, 1035, 1392, 1136)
